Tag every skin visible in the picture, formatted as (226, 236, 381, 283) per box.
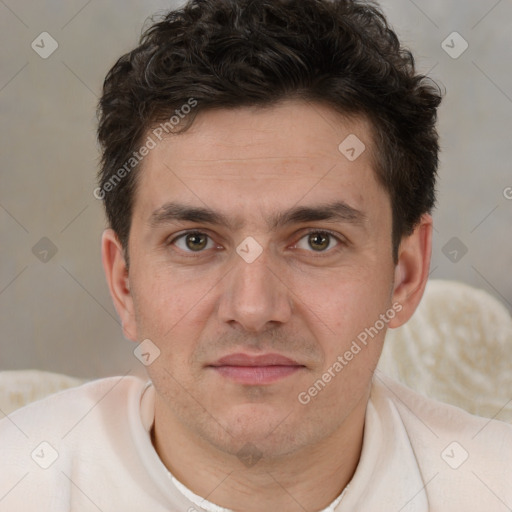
(102, 99, 432, 511)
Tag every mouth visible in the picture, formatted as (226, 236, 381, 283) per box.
(207, 353, 306, 385)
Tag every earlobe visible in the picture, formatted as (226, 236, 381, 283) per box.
(388, 214, 433, 328)
(101, 229, 137, 341)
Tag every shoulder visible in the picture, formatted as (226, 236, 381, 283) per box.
(0, 375, 158, 510)
(0, 375, 149, 472)
(0, 375, 148, 436)
(370, 371, 512, 508)
(372, 371, 512, 439)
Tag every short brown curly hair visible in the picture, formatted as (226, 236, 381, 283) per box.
(97, 0, 442, 264)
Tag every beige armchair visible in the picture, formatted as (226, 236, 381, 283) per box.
(379, 279, 512, 422)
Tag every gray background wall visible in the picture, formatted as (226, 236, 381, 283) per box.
(1, 0, 511, 379)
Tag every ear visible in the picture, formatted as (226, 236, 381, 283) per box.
(388, 213, 432, 328)
(101, 229, 137, 341)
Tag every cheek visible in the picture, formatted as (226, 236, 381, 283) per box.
(304, 266, 389, 323)
(132, 256, 212, 321)
(304, 271, 392, 360)
(130, 268, 207, 355)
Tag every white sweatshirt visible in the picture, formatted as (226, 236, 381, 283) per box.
(0, 372, 510, 511)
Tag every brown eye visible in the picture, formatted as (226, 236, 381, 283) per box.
(308, 232, 330, 251)
(171, 231, 214, 253)
(294, 230, 342, 254)
(185, 233, 208, 251)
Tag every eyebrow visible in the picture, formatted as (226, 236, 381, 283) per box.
(148, 200, 366, 231)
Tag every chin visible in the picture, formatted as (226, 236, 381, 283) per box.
(203, 405, 313, 460)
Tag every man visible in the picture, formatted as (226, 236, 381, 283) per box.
(1, 0, 511, 510)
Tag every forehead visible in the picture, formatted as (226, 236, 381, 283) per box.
(132, 100, 387, 226)
(152, 100, 375, 166)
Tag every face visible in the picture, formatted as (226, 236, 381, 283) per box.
(109, 100, 407, 459)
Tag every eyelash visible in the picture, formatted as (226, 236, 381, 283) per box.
(167, 229, 345, 258)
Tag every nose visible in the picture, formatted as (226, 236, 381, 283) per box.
(217, 246, 292, 333)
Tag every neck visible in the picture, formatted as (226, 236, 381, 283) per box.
(152, 394, 368, 512)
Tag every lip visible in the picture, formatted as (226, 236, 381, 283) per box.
(208, 353, 305, 385)
(211, 353, 301, 367)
